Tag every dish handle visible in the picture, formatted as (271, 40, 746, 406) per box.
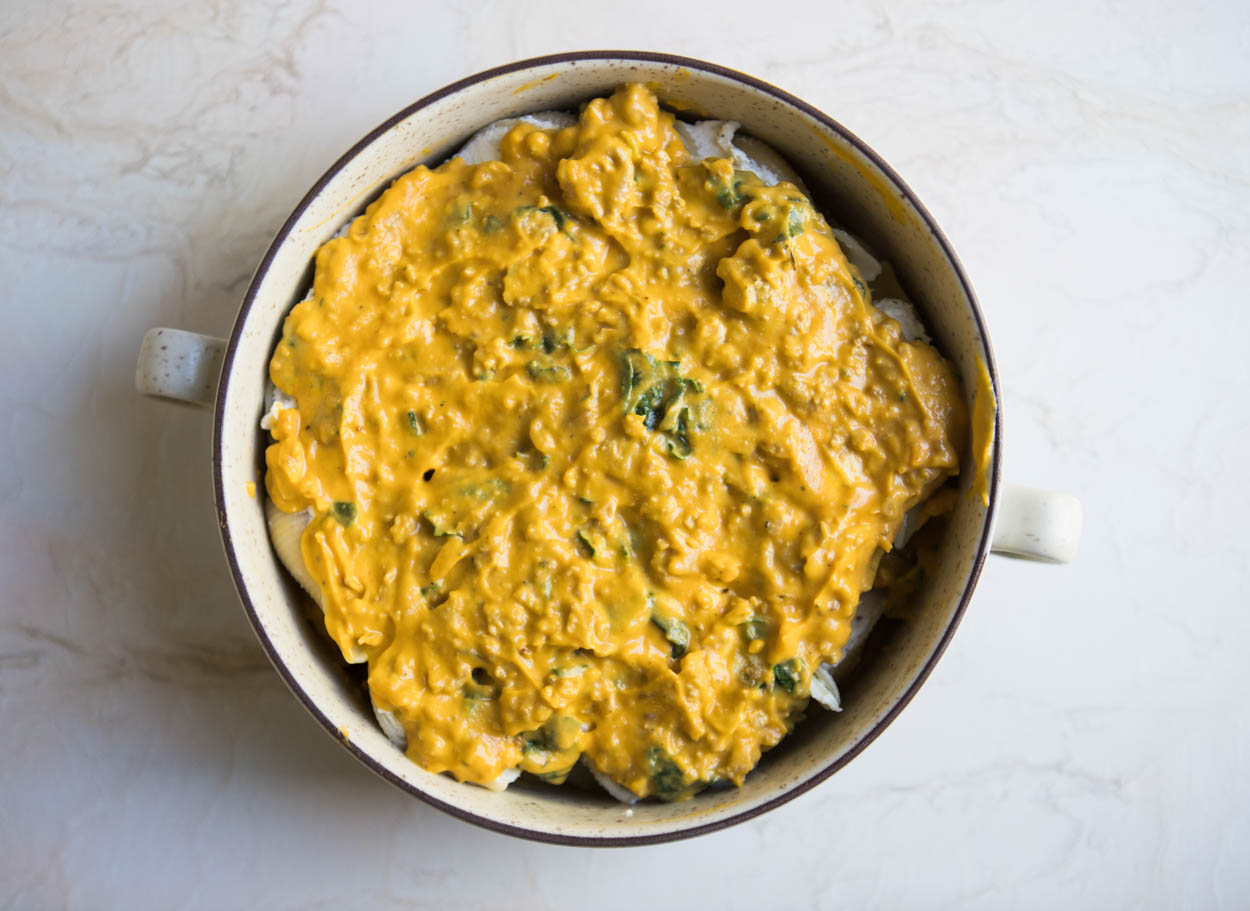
(135, 328, 226, 409)
(990, 484, 1082, 564)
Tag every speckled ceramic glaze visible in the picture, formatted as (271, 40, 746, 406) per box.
(211, 52, 1002, 845)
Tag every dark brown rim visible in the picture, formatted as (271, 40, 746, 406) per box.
(212, 50, 1002, 847)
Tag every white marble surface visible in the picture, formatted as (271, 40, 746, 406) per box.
(2, 0, 1247, 906)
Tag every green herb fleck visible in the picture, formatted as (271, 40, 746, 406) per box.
(331, 501, 357, 526)
(405, 409, 422, 434)
(457, 478, 510, 500)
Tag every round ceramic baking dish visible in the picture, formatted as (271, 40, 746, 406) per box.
(136, 51, 1081, 845)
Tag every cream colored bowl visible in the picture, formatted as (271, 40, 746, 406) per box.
(136, 52, 1081, 844)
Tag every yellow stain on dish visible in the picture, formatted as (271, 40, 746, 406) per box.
(970, 355, 997, 505)
(513, 73, 559, 95)
(245, 481, 256, 499)
(644, 81, 709, 118)
(809, 124, 908, 225)
(264, 84, 966, 800)
(308, 179, 389, 236)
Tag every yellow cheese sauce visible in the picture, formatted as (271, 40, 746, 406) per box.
(971, 355, 997, 505)
(265, 84, 967, 800)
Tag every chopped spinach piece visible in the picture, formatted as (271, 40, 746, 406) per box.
(787, 206, 807, 238)
(422, 509, 462, 538)
(633, 383, 668, 430)
(705, 166, 754, 210)
(621, 348, 655, 402)
(514, 443, 550, 471)
(646, 747, 686, 799)
(547, 664, 589, 682)
(741, 617, 768, 642)
(576, 528, 596, 557)
(523, 715, 579, 755)
(331, 501, 357, 526)
(664, 406, 693, 459)
(538, 205, 571, 230)
(651, 612, 690, 659)
(527, 361, 571, 383)
(423, 479, 507, 539)
(514, 327, 576, 355)
(620, 349, 704, 460)
(773, 658, 803, 695)
(514, 204, 573, 232)
(576, 526, 608, 559)
(405, 409, 422, 434)
(522, 728, 555, 754)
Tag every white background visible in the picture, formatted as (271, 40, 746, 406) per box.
(2, 1, 1247, 907)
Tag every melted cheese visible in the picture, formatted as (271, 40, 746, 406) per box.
(264, 84, 967, 800)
